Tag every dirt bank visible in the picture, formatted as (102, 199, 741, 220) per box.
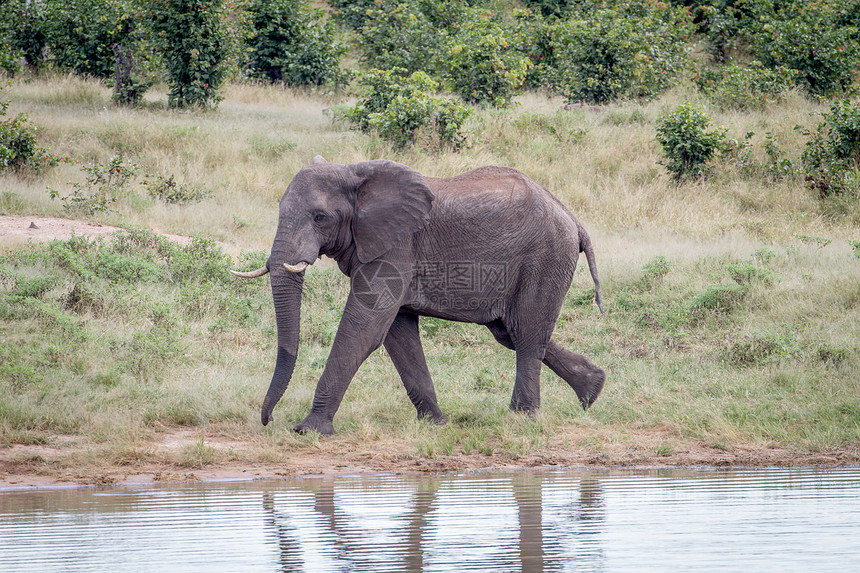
(0, 215, 239, 254)
(2, 429, 857, 489)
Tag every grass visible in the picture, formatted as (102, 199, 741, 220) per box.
(1, 74, 859, 473)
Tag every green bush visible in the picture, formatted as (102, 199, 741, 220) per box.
(350, 0, 461, 75)
(442, 15, 532, 107)
(345, 68, 472, 149)
(694, 61, 797, 110)
(798, 99, 860, 197)
(245, 0, 349, 87)
(721, 329, 795, 366)
(111, 43, 153, 106)
(522, 0, 577, 18)
(547, 1, 694, 104)
(510, 8, 555, 89)
(146, 175, 212, 205)
(42, 0, 136, 78)
(655, 102, 726, 180)
(147, 0, 233, 108)
(0, 95, 60, 173)
(695, 0, 775, 62)
(328, 0, 381, 30)
(0, 0, 47, 71)
(752, 3, 860, 98)
(47, 156, 138, 214)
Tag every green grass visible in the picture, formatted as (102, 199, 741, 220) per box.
(1, 75, 859, 468)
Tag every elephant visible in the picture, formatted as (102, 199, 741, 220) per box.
(232, 156, 606, 435)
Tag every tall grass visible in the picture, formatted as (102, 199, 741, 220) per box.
(1, 74, 859, 467)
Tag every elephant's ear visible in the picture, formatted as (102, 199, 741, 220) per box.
(349, 160, 434, 263)
(311, 155, 327, 165)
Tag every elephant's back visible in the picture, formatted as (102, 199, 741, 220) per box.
(421, 167, 580, 257)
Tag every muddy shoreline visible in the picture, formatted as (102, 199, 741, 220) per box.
(3, 436, 858, 489)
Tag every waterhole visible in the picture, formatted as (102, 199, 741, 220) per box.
(1, 467, 858, 571)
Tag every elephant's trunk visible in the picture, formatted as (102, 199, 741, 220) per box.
(262, 268, 304, 425)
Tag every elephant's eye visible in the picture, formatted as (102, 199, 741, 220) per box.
(313, 212, 327, 224)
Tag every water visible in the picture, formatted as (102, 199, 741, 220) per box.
(1, 467, 859, 572)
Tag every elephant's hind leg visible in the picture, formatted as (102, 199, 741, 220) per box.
(486, 321, 605, 410)
(384, 313, 447, 424)
(487, 319, 548, 414)
(543, 340, 605, 409)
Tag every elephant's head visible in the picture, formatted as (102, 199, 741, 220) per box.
(232, 156, 434, 425)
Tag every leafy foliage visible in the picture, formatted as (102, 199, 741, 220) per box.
(342, 0, 473, 77)
(694, 61, 797, 110)
(245, 0, 349, 87)
(752, 2, 860, 98)
(345, 68, 472, 149)
(798, 99, 860, 197)
(695, 0, 775, 62)
(48, 156, 138, 214)
(0, 93, 60, 173)
(545, 1, 694, 104)
(42, 0, 136, 78)
(0, 0, 47, 71)
(111, 43, 153, 106)
(656, 102, 726, 180)
(146, 175, 213, 205)
(442, 14, 532, 107)
(147, 0, 233, 108)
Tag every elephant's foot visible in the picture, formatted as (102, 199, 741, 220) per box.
(417, 409, 448, 425)
(509, 401, 540, 418)
(574, 367, 605, 410)
(293, 413, 335, 435)
(542, 342, 606, 410)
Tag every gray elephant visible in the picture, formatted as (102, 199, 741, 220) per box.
(232, 156, 605, 435)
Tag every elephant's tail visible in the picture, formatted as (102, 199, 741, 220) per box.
(578, 225, 605, 314)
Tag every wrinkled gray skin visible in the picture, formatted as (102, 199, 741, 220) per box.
(245, 157, 605, 435)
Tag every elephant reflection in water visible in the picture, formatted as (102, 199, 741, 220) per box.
(262, 475, 606, 571)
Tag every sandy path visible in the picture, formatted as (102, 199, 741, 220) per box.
(0, 215, 238, 253)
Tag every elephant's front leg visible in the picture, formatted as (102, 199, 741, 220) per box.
(383, 313, 447, 424)
(294, 294, 400, 435)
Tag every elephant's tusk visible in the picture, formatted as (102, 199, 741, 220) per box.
(230, 266, 269, 278)
(284, 262, 309, 273)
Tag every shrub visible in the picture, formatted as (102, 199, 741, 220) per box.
(47, 156, 137, 214)
(522, 0, 576, 18)
(798, 99, 860, 197)
(848, 239, 860, 258)
(146, 175, 212, 205)
(147, 0, 232, 108)
(510, 8, 555, 89)
(42, 0, 136, 78)
(351, 0, 459, 75)
(0, 96, 60, 173)
(328, 0, 380, 30)
(752, 3, 860, 98)
(640, 255, 671, 289)
(655, 102, 726, 180)
(694, 61, 797, 111)
(345, 68, 472, 149)
(245, 0, 349, 87)
(442, 15, 532, 107)
(0, 0, 47, 71)
(695, 0, 775, 62)
(111, 43, 153, 106)
(547, 1, 694, 104)
(688, 283, 747, 319)
(721, 329, 795, 366)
